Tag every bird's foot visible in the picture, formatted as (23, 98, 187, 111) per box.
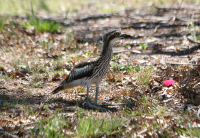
(86, 102, 107, 111)
(98, 103, 132, 109)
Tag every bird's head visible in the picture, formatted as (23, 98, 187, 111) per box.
(102, 29, 133, 46)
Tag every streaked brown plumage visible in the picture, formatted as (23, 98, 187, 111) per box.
(52, 29, 133, 110)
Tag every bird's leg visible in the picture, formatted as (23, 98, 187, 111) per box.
(94, 84, 99, 106)
(85, 84, 107, 111)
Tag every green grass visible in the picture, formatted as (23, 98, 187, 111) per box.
(137, 66, 153, 86)
(83, 50, 93, 58)
(9, 99, 199, 138)
(111, 63, 153, 86)
(186, 127, 200, 137)
(23, 2, 60, 33)
(123, 96, 158, 117)
(24, 16, 60, 33)
(187, 22, 200, 41)
(23, 105, 34, 115)
(112, 63, 140, 72)
(0, 18, 6, 31)
(100, 7, 120, 14)
(139, 43, 148, 50)
(172, 117, 200, 137)
(29, 114, 70, 138)
(32, 81, 43, 87)
(75, 108, 125, 137)
(28, 108, 125, 138)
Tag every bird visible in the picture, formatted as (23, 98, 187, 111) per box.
(51, 29, 133, 110)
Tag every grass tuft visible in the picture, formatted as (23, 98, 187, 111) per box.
(75, 108, 124, 137)
(24, 17, 60, 33)
(23, 2, 60, 33)
(0, 18, 6, 31)
(29, 114, 70, 138)
(137, 66, 153, 86)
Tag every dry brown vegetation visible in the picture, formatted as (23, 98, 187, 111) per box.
(0, 0, 200, 137)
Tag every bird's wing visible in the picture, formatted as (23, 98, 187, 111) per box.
(60, 55, 100, 85)
(52, 55, 100, 94)
(59, 63, 93, 86)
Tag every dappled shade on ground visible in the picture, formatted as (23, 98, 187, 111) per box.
(1, 1, 200, 137)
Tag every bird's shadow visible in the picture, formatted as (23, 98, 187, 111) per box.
(47, 97, 131, 112)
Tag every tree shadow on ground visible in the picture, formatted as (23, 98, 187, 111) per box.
(149, 43, 200, 56)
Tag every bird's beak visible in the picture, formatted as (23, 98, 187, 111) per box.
(119, 34, 133, 39)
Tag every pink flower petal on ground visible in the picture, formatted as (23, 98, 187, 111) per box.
(162, 80, 175, 87)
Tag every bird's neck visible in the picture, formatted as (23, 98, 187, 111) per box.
(100, 41, 114, 58)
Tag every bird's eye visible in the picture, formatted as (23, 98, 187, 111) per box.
(114, 33, 119, 36)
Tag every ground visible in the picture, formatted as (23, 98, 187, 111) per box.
(0, 0, 200, 137)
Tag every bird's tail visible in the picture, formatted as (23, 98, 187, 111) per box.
(52, 85, 64, 94)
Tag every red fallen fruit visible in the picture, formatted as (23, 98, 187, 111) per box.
(162, 80, 175, 87)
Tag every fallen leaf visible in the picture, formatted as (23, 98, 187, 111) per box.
(141, 18, 146, 22)
(8, 71, 25, 78)
(0, 66, 6, 71)
(176, 26, 180, 30)
(49, 82, 56, 85)
(93, 48, 98, 55)
(52, 73, 60, 81)
(62, 74, 68, 79)
(3, 107, 7, 110)
(176, 47, 181, 50)
(129, 24, 134, 28)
